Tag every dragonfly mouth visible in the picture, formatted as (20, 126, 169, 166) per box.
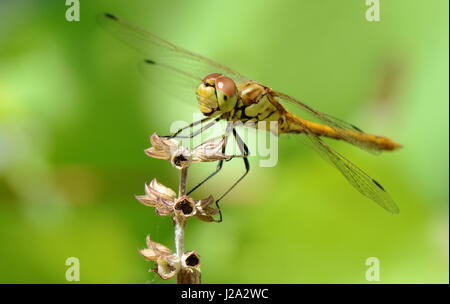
(197, 83, 220, 115)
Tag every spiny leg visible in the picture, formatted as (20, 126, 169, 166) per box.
(187, 160, 224, 195)
(187, 121, 233, 196)
(214, 128, 250, 222)
(161, 116, 214, 138)
(173, 117, 221, 139)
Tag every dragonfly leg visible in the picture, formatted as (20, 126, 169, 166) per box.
(173, 117, 220, 139)
(187, 122, 233, 196)
(188, 159, 224, 195)
(214, 128, 250, 222)
(160, 116, 213, 138)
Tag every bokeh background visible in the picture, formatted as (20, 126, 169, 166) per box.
(0, 0, 448, 283)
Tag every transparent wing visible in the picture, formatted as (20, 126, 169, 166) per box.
(275, 91, 382, 154)
(301, 125, 399, 214)
(97, 13, 248, 86)
(138, 59, 202, 105)
(98, 13, 382, 153)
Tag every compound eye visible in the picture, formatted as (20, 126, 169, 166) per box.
(215, 76, 236, 98)
(215, 76, 238, 113)
(202, 73, 222, 84)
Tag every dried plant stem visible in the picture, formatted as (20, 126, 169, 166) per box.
(174, 221, 185, 259)
(139, 134, 215, 284)
(177, 265, 201, 284)
(178, 167, 188, 198)
(175, 166, 201, 284)
(175, 166, 188, 258)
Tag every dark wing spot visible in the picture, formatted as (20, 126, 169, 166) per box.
(144, 59, 156, 64)
(104, 13, 118, 20)
(371, 178, 385, 191)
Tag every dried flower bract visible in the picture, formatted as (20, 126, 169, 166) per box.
(136, 180, 219, 222)
(145, 134, 231, 166)
(135, 178, 176, 216)
(192, 137, 232, 163)
(139, 235, 180, 280)
(144, 133, 180, 161)
(193, 195, 220, 222)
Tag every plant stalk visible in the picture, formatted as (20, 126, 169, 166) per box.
(175, 166, 201, 284)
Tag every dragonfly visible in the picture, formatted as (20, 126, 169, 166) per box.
(99, 13, 402, 219)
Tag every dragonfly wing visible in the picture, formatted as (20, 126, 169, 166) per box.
(138, 59, 202, 105)
(301, 125, 399, 214)
(97, 13, 248, 85)
(275, 91, 382, 154)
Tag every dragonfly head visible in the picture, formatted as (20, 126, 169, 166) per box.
(197, 73, 238, 115)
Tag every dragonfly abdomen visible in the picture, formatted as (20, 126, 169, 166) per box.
(282, 111, 401, 151)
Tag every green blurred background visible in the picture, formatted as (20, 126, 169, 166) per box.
(0, 0, 448, 283)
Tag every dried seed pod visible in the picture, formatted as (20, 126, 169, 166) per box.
(136, 179, 219, 221)
(194, 195, 219, 222)
(174, 196, 197, 218)
(139, 235, 181, 280)
(145, 133, 231, 168)
(135, 179, 176, 216)
(144, 133, 180, 161)
(182, 250, 201, 269)
(170, 146, 192, 169)
(192, 137, 231, 162)
(177, 250, 201, 284)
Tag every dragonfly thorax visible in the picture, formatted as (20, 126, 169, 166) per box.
(197, 75, 282, 128)
(197, 73, 238, 116)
